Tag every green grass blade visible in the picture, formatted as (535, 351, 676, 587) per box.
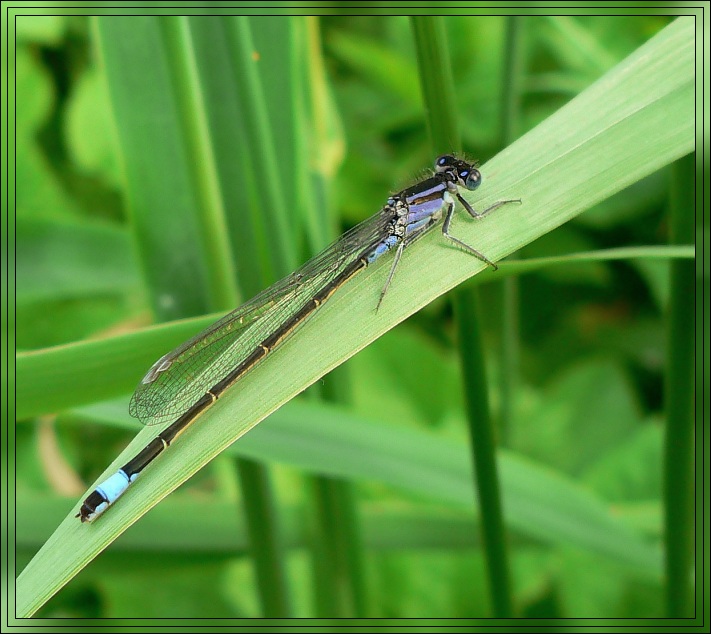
(16, 217, 139, 306)
(94, 16, 234, 320)
(97, 15, 293, 618)
(186, 17, 268, 298)
(16, 16, 693, 617)
(498, 16, 526, 444)
(412, 14, 513, 617)
(299, 17, 367, 617)
(663, 153, 695, 616)
(158, 17, 238, 311)
(16, 245, 693, 420)
(453, 288, 513, 616)
(190, 16, 298, 617)
(233, 457, 292, 617)
(213, 18, 299, 615)
(42, 398, 666, 575)
(410, 16, 460, 152)
(17, 313, 215, 419)
(223, 16, 297, 277)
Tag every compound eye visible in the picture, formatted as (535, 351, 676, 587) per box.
(464, 169, 481, 190)
(435, 155, 455, 171)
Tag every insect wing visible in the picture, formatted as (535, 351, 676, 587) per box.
(129, 207, 393, 426)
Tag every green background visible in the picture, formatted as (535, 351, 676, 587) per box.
(10, 6, 700, 624)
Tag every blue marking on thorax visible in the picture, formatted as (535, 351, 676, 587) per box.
(404, 181, 446, 205)
(407, 197, 445, 222)
(366, 177, 451, 265)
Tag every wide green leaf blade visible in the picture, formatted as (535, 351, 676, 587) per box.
(16, 245, 691, 419)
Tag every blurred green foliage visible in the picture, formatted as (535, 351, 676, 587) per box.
(14, 12, 690, 620)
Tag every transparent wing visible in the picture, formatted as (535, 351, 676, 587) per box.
(129, 206, 393, 426)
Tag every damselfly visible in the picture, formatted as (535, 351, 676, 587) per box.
(77, 155, 519, 522)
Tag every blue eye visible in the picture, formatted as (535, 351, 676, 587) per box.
(460, 170, 469, 179)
